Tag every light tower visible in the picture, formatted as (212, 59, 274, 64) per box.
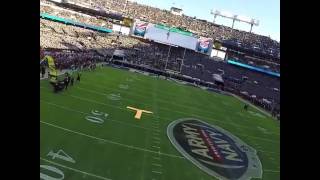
(249, 19, 259, 33)
(210, 9, 259, 33)
(231, 15, 238, 29)
(210, 10, 220, 23)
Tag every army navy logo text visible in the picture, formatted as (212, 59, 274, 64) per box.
(167, 118, 262, 180)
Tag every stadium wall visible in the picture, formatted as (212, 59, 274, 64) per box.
(227, 59, 280, 77)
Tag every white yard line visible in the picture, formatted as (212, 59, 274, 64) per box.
(151, 171, 163, 174)
(42, 96, 279, 143)
(191, 113, 280, 137)
(152, 132, 160, 135)
(152, 137, 161, 140)
(80, 80, 272, 121)
(75, 85, 229, 121)
(40, 121, 184, 159)
(41, 86, 280, 136)
(238, 134, 279, 143)
(45, 87, 280, 138)
(263, 169, 280, 173)
(152, 157, 161, 160)
(151, 163, 162, 167)
(257, 149, 280, 155)
(40, 157, 112, 180)
(151, 146, 160, 149)
(40, 99, 158, 132)
(70, 94, 126, 111)
(42, 100, 280, 154)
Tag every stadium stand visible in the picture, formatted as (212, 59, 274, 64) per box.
(69, 0, 280, 57)
(43, 0, 279, 58)
(40, 0, 280, 118)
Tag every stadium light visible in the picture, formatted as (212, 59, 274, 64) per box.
(210, 10, 220, 23)
(249, 19, 259, 33)
(232, 15, 238, 29)
(210, 10, 260, 33)
(220, 11, 234, 19)
(210, 9, 259, 33)
(238, 15, 251, 23)
(255, 19, 260, 26)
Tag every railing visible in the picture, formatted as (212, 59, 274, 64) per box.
(40, 13, 113, 33)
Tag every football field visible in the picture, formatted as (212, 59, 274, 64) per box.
(40, 66, 280, 180)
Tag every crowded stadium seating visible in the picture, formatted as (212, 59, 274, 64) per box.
(40, 0, 280, 117)
(64, 0, 279, 58)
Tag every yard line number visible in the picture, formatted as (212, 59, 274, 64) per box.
(41, 110, 108, 179)
(40, 149, 75, 180)
(85, 110, 109, 124)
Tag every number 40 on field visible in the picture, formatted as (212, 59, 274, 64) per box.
(40, 149, 76, 180)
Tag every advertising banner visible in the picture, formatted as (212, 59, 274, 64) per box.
(196, 37, 213, 54)
(133, 21, 149, 37)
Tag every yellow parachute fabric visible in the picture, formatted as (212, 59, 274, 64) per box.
(44, 55, 58, 82)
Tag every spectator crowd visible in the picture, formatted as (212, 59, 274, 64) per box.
(63, 0, 280, 59)
(40, 0, 280, 119)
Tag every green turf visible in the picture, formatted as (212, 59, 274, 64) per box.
(40, 66, 280, 180)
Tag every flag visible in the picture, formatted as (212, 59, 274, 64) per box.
(45, 55, 58, 81)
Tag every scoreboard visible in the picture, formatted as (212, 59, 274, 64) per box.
(130, 20, 214, 55)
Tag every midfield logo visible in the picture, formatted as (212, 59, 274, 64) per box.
(167, 118, 262, 180)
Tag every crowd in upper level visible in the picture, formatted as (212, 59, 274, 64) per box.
(40, 4, 280, 116)
(64, 0, 280, 58)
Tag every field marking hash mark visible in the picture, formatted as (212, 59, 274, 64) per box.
(152, 163, 162, 167)
(152, 171, 162, 174)
(152, 157, 161, 160)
